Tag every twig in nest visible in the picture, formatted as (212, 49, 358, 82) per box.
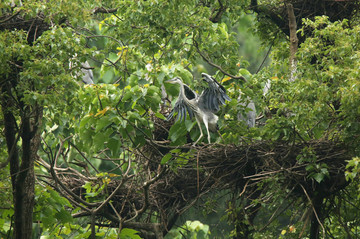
(0, 10, 22, 24)
(93, 157, 132, 215)
(239, 180, 249, 197)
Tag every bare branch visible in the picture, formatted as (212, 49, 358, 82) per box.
(94, 159, 133, 214)
(68, 141, 99, 173)
(126, 167, 167, 222)
(92, 7, 118, 14)
(300, 184, 325, 239)
(193, 39, 246, 82)
(0, 10, 22, 24)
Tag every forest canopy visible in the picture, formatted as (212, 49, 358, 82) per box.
(1, 0, 360, 238)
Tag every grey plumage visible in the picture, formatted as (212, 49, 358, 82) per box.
(166, 73, 230, 144)
(237, 98, 256, 128)
(237, 79, 271, 128)
(80, 61, 94, 85)
(263, 79, 271, 97)
(69, 59, 94, 84)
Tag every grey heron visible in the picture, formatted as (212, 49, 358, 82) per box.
(69, 59, 94, 84)
(237, 98, 256, 128)
(80, 61, 94, 85)
(166, 73, 231, 145)
(237, 79, 271, 128)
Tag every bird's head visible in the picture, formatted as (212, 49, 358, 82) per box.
(165, 77, 182, 84)
(201, 73, 213, 83)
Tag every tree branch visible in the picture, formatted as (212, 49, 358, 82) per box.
(300, 184, 325, 239)
(0, 10, 22, 24)
(209, 0, 227, 23)
(125, 167, 167, 222)
(250, 0, 290, 37)
(287, 3, 298, 82)
(92, 7, 118, 14)
(193, 39, 246, 82)
(94, 159, 132, 214)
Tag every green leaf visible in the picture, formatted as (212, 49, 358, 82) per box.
(185, 120, 196, 132)
(169, 122, 183, 142)
(305, 164, 315, 172)
(161, 153, 172, 164)
(313, 173, 325, 183)
(95, 116, 112, 132)
(82, 181, 92, 194)
(107, 137, 121, 156)
(119, 228, 141, 239)
(55, 208, 73, 224)
(158, 72, 165, 82)
(108, 52, 120, 62)
(102, 70, 114, 83)
(155, 112, 166, 120)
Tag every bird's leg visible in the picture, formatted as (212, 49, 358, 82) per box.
(193, 118, 203, 146)
(204, 120, 211, 144)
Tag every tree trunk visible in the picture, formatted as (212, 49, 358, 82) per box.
(309, 196, 323, 239)
(2, 80, 43, 239)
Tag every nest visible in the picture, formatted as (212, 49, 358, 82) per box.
(0, 11, 49, 44)
(53, 113, 352, 238)
(280, 0, 359, 23)
(253, 0, 360, 42)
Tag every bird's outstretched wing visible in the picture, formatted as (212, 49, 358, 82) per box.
(167, 98, 195, 122)
(199, 73, 231, 112)
(167, 84, 196, 122)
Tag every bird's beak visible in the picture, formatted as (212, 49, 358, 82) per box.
(165, 78, 176, 84)
(201, 73, 211, 82)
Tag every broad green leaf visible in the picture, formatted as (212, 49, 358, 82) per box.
(119, 228, 141, 239)
(55, 208, 73, 224)
(185, 119, 196, 132)
(312, 173, 325, 183)
(155, 112, 166, 120)
(169, 122, 187, 143)
(95, 115, 112, 132)
(161, 153, 172, 164)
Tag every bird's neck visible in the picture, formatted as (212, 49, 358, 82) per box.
(178, 81, 185, 96)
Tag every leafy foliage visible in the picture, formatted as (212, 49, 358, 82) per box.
(165, 220, 211, 239)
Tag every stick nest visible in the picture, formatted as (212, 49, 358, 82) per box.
(56, 116, 352, 234)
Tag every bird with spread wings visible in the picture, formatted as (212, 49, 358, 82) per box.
(166, 73, 231, 145)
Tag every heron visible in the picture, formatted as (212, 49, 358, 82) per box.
(237, 79, 271, 127)
(80, 61, 94, 85)
(166, 73, 231, 145)
(237, 97, 256, 128)
(69, 59, 94, 84)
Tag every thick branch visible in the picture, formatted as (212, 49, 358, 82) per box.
(209, 0, 227, 23)
(250, 0, 289, 37)
(301, 184, 325, 239)
(287, 3, 298, 82)
(1, 82, 19, 190)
